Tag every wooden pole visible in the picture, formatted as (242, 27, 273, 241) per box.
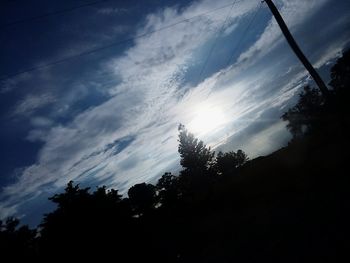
(264, 0, 330, 97)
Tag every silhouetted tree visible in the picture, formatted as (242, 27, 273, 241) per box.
(214, 150, 248, 175)
(156, 172, 180, 207)
(282, 49, 350, 141)
(1, 217, 19, 232)
(176, 124, 217, 202)
(329, 49, 350, 93)
(328, 49, 350, 132)
(178, 124, 215, 172)
(281, 86, 324, 139)
(48, 180, 91, 209)
(0, 217, 37, 260)
(38, 181, 135, 260)
(128, 183, 156, 215)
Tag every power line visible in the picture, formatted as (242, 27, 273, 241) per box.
(225, 2, 262, 67)
(1, 0, 111, 28)
(196, 0, 238, 84)
(0, 0, 21, 6)
(0, 2, 238, 82)
(206, 3, 263, 144)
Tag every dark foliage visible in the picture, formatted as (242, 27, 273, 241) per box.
(214, 149, 249, 175)
(1, 50, 350, 262)
(156, 172, 181, 207)
(329, 49, 350, 92)
(178, 123, 215, 172)
(282, 49, 350, 140)
(282, 86, 324, 138)
(0, 218, 37, 260)
(128, 183, 156, 215)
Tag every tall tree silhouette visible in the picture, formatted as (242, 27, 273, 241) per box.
(177, 124, 218, 204)
(178, 124, 214, 172)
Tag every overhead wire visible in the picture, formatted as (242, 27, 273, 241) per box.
(0, 0, 112, 28)
(1, 1, 270, 149)
(209, 3, 265, 150)
(195, 0, 238, 84)
(225, 1, 262, 68)
(0, 2, 241, 82)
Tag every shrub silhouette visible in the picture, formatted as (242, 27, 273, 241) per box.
(156, 172, 180, 207)
(128, 183, 156, 215)
(214, 150, 248, 175)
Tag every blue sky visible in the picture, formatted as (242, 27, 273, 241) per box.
(0, 0, 349, 225)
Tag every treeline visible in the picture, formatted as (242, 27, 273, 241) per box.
(1, 50, 349, 262)
(1, 125, 249, 261)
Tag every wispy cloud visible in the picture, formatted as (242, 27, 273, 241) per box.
(13, 94, 56, 116)
(0, 73, 32, 94)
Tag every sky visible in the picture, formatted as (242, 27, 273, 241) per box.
(0, 0, 349, 226)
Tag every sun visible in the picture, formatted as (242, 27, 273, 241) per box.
(188, 104, 227, 135)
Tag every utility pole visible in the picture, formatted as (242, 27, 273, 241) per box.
(263, 0, 330, 97)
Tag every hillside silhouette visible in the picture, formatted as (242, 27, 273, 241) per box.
(1, 50, 349, 262)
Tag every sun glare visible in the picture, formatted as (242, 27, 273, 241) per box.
(188, 104, 227, 135)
